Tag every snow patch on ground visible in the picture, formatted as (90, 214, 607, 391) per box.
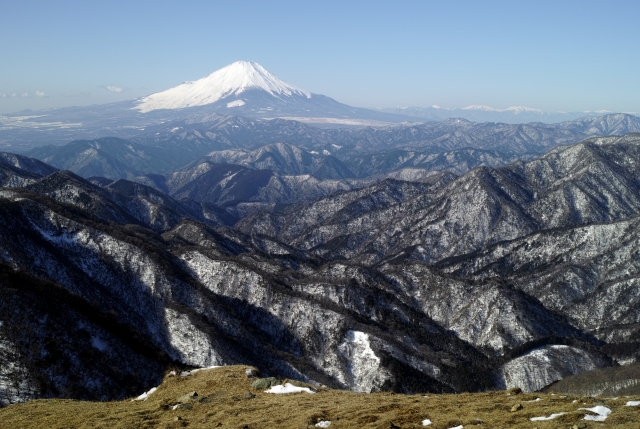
(530, 412, 567, 421)
(315, 421, 331, 428)
(626, 400, 640, 406)
(265, 382, 316, 394)
(91, 336, 108, 351)
(422, 418, 432, 425)
(132, 386, 157, 401)
(227, 99, 245, 108)
(579, 405, 611, 421)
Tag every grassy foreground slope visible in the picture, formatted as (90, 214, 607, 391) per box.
(1, 366, 638, 429)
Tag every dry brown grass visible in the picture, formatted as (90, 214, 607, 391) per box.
(1, 366, 639, 428)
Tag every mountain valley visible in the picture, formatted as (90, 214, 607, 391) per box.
(2, 130, 640, 407)
(2, 61, 640, 416)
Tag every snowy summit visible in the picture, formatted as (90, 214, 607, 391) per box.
(135, 61, 311, 112)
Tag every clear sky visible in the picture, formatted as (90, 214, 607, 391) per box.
(1, 0, 639, 114)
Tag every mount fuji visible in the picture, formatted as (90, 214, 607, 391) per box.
(135, 61, 312, 112)
(132, 61, 414, 124)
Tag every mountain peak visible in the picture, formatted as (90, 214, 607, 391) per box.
(135, 61, 311, 113)
(461, 105, 497, 111)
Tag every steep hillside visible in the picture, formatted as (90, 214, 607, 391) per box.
(136, 162, 371, 218)
(26, 138, 181, 180)
(343, 147, 525, 177)
(190, 142, 355, 179)
(238, 135, 640, 264)
(0, 152, 57, 187)
(545, 364, 640, 396)
(0, 182, 501, 403)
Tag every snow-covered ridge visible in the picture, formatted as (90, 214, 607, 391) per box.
(461, 105, 544, 114)
(135, 61, 311, 112)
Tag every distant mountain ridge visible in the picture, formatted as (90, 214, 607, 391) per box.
(23, 114, 640, 183)
(376, 105, 630, 124)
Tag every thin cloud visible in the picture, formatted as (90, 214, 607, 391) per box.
(35, 90, 49, 98)
(0, 92, 30, 98)
(104, 85, 124, 93)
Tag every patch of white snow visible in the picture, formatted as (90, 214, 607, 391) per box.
(579, 405, 611, 421)
(179, 365, 222, 377)
(337, 330, 388, 392)
(227, 99, 246, 108)
(91, 336, 108, 351)
(530, 412, 567, 421)
(265, 382, 315, 394)
(132, 387, 158, 401)
(315, 421, 331, 428)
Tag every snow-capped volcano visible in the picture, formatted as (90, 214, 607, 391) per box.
(129, 60, 415, 124)
(135, 61, 311, 112)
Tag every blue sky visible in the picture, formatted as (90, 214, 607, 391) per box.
(1, 0, 639, 114)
